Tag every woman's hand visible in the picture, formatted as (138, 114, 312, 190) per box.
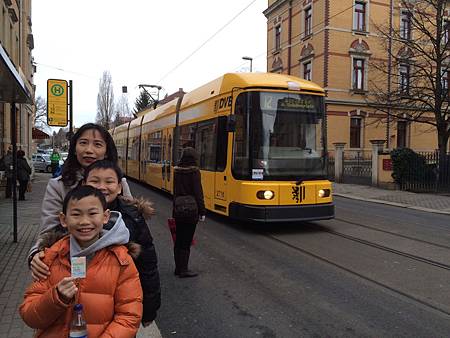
(57, 277, 78, 304)
(199, 215, 205, 222)
(30, 251, 50, 281)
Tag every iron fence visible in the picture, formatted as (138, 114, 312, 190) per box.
(399, 151, 450, 193)
(342, 150, 372, 185)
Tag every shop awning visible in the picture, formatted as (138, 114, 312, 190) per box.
(0, 42, 32, 104)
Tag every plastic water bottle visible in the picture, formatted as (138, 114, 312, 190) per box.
(69, 303, 87, 337)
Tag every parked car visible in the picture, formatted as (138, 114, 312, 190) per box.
(31, 153, 52, 173)
(60, 152, 68, 162)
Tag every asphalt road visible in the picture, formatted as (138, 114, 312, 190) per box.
(129, 180, 450, 338)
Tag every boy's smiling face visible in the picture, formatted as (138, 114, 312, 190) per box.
(59, 195, 110, 248)
(85, 168, 122, 204)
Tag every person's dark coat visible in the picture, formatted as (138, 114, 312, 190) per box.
(2, 152, 13, 178)
(173, 166, 205, 220)
(17, 157, 31, 181)
(106, 196, 161, 324)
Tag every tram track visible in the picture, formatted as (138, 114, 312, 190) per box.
(316, 225, 450, 271)
(334, 216, 450, 251)
(263, 228, 450, 317)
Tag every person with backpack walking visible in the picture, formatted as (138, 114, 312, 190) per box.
(172, 147, 205, 278)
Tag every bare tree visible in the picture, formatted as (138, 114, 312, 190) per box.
(96, 71, 115, 129)
(34, 96, 51, 133)
(369, 0, 450, 162)
(113, 94, 131, 126)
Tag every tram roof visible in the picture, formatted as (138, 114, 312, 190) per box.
(179, 72, 324, 109)
(133, 72, 325, 127)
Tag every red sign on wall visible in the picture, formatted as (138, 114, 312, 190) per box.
(383, 159, 393, 171)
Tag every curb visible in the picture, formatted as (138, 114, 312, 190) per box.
(333, 193, 450, 216)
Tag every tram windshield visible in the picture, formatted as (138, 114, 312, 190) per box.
(232, 91, 327, 180)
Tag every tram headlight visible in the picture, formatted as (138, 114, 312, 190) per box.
(318, 189, 330, 198)
(257, 190, 274, 200)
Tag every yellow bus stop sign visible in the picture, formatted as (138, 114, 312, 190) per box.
(47, 79, 68, 126)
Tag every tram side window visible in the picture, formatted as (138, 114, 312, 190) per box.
(195, 119, 216, 171)
(178, 123, 197, 162)
(116, 139, 124, 160)
(233, 93, 249, 177)
(149, 130, 162, 163)
(216, 116, 228, 171)
(128, 136, 140, 160)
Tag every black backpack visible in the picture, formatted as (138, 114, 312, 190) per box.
(173, 195, 198, 222)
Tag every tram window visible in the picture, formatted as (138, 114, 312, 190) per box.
(178, 123, 197, 162)
(196, 119, 216, 171)
(128, 136, 140, 160)
(149, 131, 162, 163)
(216, 116, 228, 171)
(232, 93, 249, 178)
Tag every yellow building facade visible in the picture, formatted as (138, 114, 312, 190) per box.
(0, 0, 34, 157)
(264, 0, 440, 156)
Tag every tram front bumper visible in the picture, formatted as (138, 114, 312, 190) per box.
(229, 202, 335, 223)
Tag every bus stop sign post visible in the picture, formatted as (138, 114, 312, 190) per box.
(47, 79, 68, 127)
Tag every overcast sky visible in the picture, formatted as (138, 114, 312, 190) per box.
(32, 0, 268, 128)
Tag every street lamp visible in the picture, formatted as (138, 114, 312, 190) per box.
(242, 56, 253, 72)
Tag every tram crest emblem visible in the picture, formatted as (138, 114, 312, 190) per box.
(292, 185, 306, 203)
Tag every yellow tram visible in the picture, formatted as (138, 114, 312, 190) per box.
(111, 73, 334, 222)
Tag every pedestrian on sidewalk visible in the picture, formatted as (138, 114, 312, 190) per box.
(172, 147, 205, 278)
(0, 146, 13, 198)
(83, 159, 161, 326)
(50, 148, 60, 177)
(20, 185, 142, 337)
(17, 149, 31, 201)
(28, 123, 132, 278)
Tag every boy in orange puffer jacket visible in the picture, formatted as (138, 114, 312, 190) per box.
(20, 185, 143, 337)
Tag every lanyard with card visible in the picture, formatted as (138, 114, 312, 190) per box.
(71, 257, 86, 278)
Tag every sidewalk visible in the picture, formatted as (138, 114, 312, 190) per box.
(333, 182, 450, 215)
(0, 173, 161, 338)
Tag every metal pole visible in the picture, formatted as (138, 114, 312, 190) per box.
(69, 80, 73, 135)
(386, 0, 393, 149)
(11, 102, 17, 242)
(172, 89, 185, 165)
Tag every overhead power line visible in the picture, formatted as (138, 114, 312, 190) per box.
(33, 62, 98, 80)
(157, 0, 258, 84)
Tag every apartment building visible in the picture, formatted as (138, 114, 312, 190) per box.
(264, 0, 442, 155)
(0, 0, 34, 157)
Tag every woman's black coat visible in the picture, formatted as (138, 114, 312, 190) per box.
(108, 197, 161, 323)
(173, 165, 206, 219)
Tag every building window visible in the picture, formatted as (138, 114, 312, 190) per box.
(352, 58, 365, 90)
(304, 6, 312, 37)
(350, 117, 362, 148)
(303, 61, 312, 81)
(275, 25, 281, 51)
(399, 63, 410, 94)
(354, 1, 366, 32)
(397, 120, 408, 148)
(400, 10, 412, 40)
